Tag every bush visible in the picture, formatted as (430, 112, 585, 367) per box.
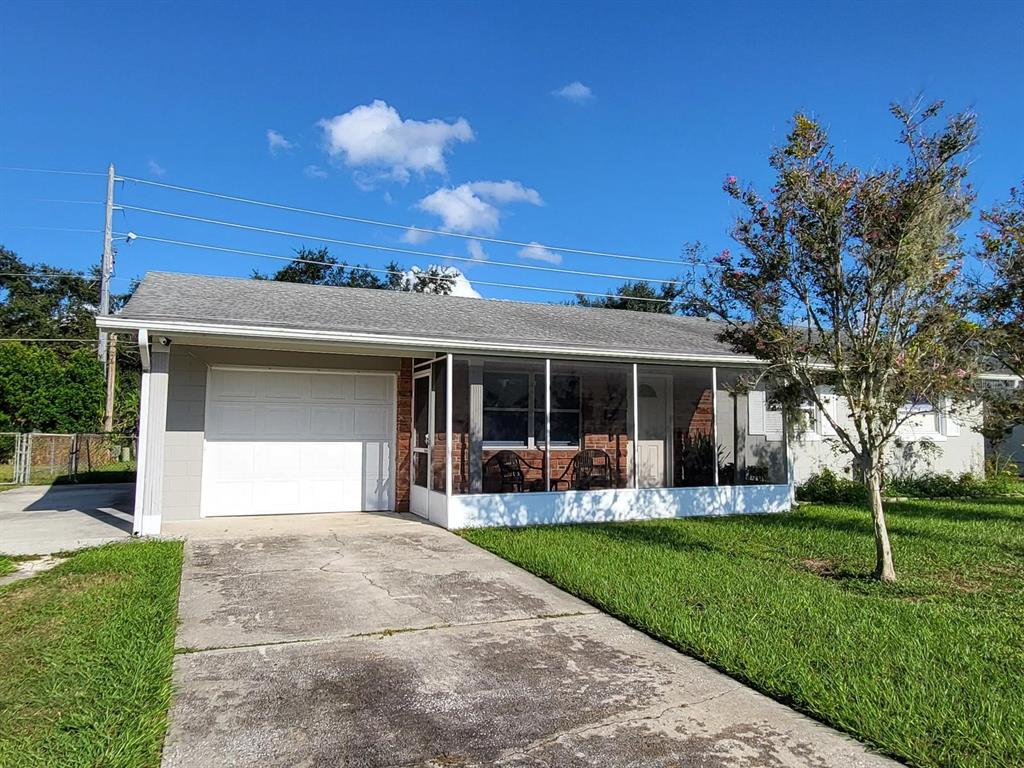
(796, 468, 866, 503)
(798, 467, 1022, 504)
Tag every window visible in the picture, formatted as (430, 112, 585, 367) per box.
(534, 374, 581, 446)
(482, 369, 581, 447)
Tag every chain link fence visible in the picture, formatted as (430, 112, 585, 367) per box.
(0, 433, 137, 486)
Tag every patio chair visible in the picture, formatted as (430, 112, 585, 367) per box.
(484, 450, 545, 493)
(552, 448, 613, 491)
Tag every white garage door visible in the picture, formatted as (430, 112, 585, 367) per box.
(201, 367, 395, 517)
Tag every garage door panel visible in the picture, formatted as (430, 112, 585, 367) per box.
(354, 375, 391, 402)
(261, 371, 311, 399)
(251, 479, 301, 513)
(210, 404, 258, 438)
(210, 369, 257, 399)
(310, 405, 355, 437)
(354, 406, 389, 437)
(206, 442, 255, 477)
(301, 442, 362, 476)
(204, 480, 255, 517)
(202, 368, 395, 518)
(310, 374, 354, 401)
(261, 404, 311, 437)
(301, 479, 362, 512)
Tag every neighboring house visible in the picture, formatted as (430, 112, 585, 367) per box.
(788, 393, 985, 483)
(97, 272, 991, 535)
(1001, 424, 1024, 471)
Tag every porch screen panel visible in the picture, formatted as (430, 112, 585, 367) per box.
(715, 368, 787, 485)
(430, 357, 447, 493)
(548, 360, 632, 491)
(636, 364, 716, 488)
(453, 355, 548, 494)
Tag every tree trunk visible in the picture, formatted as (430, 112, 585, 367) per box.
(866, 471, 896, 582)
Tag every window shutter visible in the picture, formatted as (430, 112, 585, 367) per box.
(943, 398, 961, 437)
(763, 406, 784, 442)
(820, 394, 838, 437)
(748, 390, 766, 435)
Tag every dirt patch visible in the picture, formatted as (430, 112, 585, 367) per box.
(800, 558, 841, 577)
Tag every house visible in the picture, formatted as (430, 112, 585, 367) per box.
(95, 272, 987, 536)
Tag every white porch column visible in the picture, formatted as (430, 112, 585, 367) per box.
(631, 363, 639, 489)
(134, 343, 169, 536)
(711, 367, 719, 487)
(445, 352, 453, 499)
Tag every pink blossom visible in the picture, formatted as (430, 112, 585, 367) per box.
(956, 368, 969, 378)
(713, 249, 730, 264)
(732, 270, 745, 279)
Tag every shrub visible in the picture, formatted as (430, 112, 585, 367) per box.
(796, 468, 866, 503)
(798, 467, 1022, 503)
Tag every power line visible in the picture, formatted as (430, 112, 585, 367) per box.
(0, 166, 107, 177)
(0, 337, 138, 344)
(120, 207, 684, 287)
(120, 175, 686, 267)
(1, 226, 103, 234)
(131, 235, 673, 304)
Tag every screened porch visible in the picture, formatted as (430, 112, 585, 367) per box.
(410, 354, 792, 528)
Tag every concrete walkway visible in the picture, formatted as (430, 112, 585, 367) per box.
(0, 483, 133, 555)
(163, 513, 897, 768)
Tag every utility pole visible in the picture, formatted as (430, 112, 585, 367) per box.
(99, 163, 116, 431)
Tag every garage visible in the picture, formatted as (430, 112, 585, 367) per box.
(200, 367, 395, 517)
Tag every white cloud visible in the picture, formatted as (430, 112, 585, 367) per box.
(317, 100, 473, 182)
(266, 129, 295, 154)
(467, 239, 487, 261)
(303, 164, 328, 179)
(403, 266, 481, 298)
(449, 271, 481, 297)
(417, 180, 543, 234)
(147, 159, 166, 177)
(552, 81, 594, 104)
(401, 227, 433, 245)
(517, 242, 562, 264)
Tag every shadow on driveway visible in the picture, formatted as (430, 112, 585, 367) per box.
(0, 482, 134, 555)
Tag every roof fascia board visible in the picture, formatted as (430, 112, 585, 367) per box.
(96, 315, 764, 366)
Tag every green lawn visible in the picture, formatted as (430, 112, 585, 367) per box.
(0, 540, 183, 768)
(462, 498, 1024, 768)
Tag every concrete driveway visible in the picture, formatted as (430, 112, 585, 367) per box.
(163, 513, 896, 768)
(0, 483, 133, 555)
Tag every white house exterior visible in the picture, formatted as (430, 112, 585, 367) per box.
(97, 272, 996, 536)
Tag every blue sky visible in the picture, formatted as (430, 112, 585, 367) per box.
(1, 0, 1022, 302)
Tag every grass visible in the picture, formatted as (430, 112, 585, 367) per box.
(0, 540, 184, 768)
(0, 555, 14, 577)
(0, 462, 136, 488)
(462, 498, 1024, 768)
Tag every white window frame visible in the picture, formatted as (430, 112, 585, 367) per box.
(898, 400, 949, 442)
(481, 368, 582, 449)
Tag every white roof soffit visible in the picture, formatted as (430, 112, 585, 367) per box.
(95, 314, 764, 366)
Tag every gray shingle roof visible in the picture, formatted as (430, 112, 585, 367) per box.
(113, 272, 743, 360)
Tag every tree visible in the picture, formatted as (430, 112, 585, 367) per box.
(253, 246, 457, 293)
(0, 246, 100, 340)
(977, 183, 1024, 378)
(0, 342, 105, 432)
(683, 101, 980, 582)
(975, 183, 1024, 446)
(576, 279, 683, 313)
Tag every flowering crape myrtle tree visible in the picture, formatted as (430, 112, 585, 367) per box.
(685, 102, 980, 581)
(976, 184, 1024, 437)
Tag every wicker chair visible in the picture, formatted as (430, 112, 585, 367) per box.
(552, 448, 613, 491)
(484, 450, 545, 493)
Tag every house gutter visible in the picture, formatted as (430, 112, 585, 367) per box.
(94, 315, 767, 367)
